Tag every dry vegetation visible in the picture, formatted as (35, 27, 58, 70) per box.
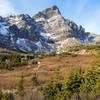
(0, 45, 99, 100)
(0, 54, 96, 89)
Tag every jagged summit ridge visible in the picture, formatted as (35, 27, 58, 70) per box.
(0, 5, 100, 53)
(33, 5, 61, 20)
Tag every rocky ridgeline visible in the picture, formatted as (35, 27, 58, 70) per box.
(0, 5, 100, 53)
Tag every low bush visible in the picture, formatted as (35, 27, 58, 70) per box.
(43, 67, 100, 100)
(0, 54, 28, 70)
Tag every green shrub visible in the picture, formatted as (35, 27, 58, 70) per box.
(43, 76, 63, 100)
(43, 67, 100, 100)
(0, 91, 14, 100)
(0, 54, 28, 70)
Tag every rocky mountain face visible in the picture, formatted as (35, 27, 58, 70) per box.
(0, 5, 100, 53)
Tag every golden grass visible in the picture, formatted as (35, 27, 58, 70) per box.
(0, 54, 96, 89)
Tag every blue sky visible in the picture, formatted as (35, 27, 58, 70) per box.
(0, 0, 100, 34)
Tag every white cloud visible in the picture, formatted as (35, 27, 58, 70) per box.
(0, 0, 16, 17)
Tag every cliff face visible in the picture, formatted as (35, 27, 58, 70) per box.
(32, 5, 100, 52)
(0, 5, 100, 53)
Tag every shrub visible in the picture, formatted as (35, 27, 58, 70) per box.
(0, 54, 28, 70)
(32, 73, 38, 88)
(43, 67, 100, 100)
(43, 76, 63, 100)
(17, 73, 25, 100)
(0, 91, 14, 100)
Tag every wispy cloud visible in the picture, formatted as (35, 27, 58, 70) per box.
(0, 0, 17, 17)
(76, 0, 88, 15)
(84, 9, 100, 34)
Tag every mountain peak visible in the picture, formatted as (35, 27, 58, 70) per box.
(43, 5, 61, 15)
(0, 6, 100, 53)
(50, 5, 59, 10)
(33, 5, 61, 20)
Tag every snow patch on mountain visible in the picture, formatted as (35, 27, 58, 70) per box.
(0, 22, 8, 35)
(40, 32, 51, 39)
(16, 38, 32, 52)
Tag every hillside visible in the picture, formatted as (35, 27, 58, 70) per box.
(0, 44, 99, 100)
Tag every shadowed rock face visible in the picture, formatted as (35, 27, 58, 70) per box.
(0, 5, 100, 53)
